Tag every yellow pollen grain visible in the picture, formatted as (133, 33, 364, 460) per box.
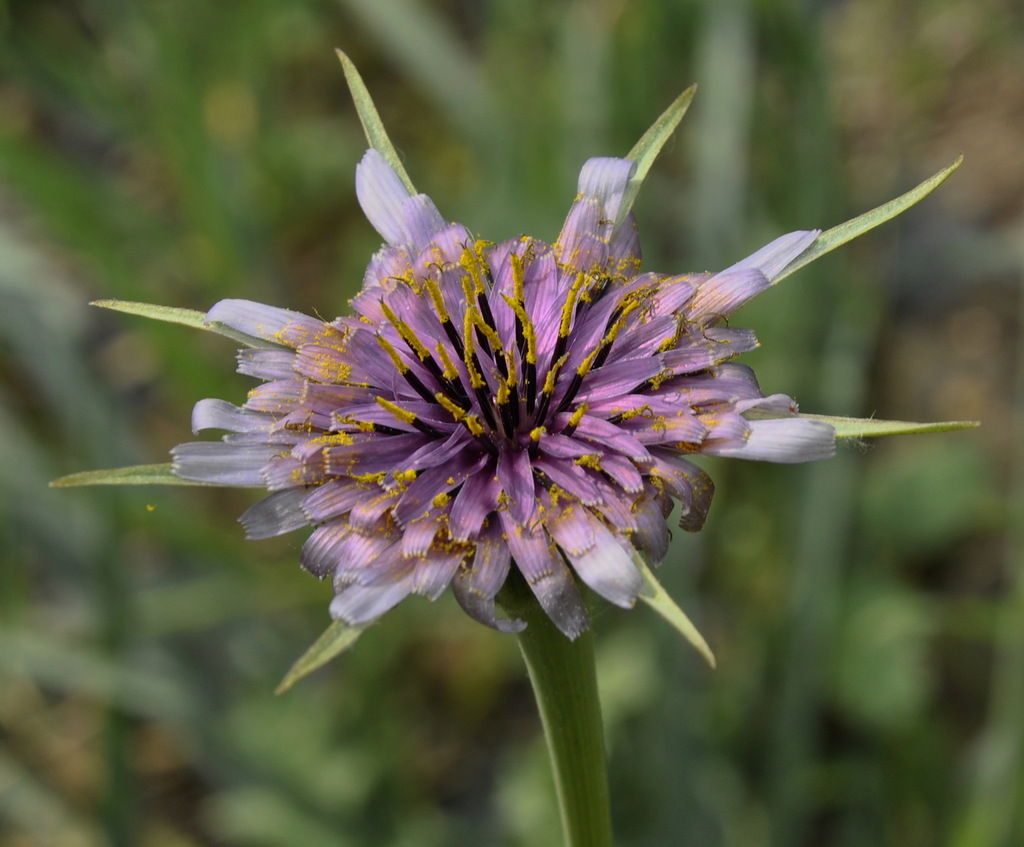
(530, 426, 546, 442)
(393, 469, 418, 483)
(432, 492, 451, 509)
(575, 454, 602, 470)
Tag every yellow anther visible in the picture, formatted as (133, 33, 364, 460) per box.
(380, 300, 431, 361)
(376, 396, 417, 426)
(567, 403, 588, 429)
(502, 292, 538, 365)
(423, 277, 450, 322)
(376, 334, 409, 374)
(530, 426, 546, 442)
(559, 273, 586, 339)
(435, 392, 467, 419)
(462, 309, 486, 389)
(435, 343, 460, 380)
(542, 353, 569, 395)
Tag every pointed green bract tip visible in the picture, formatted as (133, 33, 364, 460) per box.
(634, 553, 716, 668)
(50, 463, 219, 487)
(774, 155, 964, 284)
(275, 619, 367, 694)
(617, 84, 697, 227)
(336, 49, 417, 195)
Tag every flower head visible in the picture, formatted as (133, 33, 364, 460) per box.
(172, 150, 835, 638)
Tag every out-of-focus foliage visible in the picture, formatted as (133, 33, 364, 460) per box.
(1, 1, 1020, 845)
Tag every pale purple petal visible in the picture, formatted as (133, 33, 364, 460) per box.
(191, 399, 271, 435)
(330, 582, 413, 625)
(239, 489, 310, 539)
(410, 551, 464, 599)
(207, 299, 331, 348)
(723, 230, 820, 280)
(574, 157, 636, 234)
(171, 442, 281, 486)
(355, 149, 446, 250)
(707, 417, 836, 463)
(558, 515, 642, 609)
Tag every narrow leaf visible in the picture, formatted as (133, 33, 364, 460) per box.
(275, 619, 367, 694)
(773, 156, 963, 284)
(91, 299, 275, 348)
(336, 49, 417, 195)
(50, 463, 224, 487)
(801, 413, 979, 440)
(634, 554, 715, 668)
(618, 85, 697, 226)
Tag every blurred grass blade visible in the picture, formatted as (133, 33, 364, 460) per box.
(51, 463, 222, 487)
(276, 620, 368, 694)
(802, 414, 980, 439)
(618, 85, 697, 226)
(774, 156, 964, 284)
(634, 554, 715, 668)
(92, 299, 276, 348)
(336, 50, 417, 195)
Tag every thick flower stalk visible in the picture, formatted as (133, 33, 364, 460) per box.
(170, 150, 835, 638)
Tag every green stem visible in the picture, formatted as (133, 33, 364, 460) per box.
(501, 580, 614, 847)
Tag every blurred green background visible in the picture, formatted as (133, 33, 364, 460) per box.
(1, 0, 1020, 845)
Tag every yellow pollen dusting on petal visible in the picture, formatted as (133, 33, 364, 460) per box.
(393, 469, 418, 484)
(575, 453, 602, 470)
(432, 492, 451, 509)
(620, 404, 654, 421)
(310, 432, 355, 448)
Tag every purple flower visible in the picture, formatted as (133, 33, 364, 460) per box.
(172, 150, 835, 638)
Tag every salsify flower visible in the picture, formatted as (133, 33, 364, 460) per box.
(170, 149, 836, 639)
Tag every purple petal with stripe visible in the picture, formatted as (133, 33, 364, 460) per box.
(499, 510, 589, 639)
(452, 528, 525, 633)
(239, 489, 310, 539)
